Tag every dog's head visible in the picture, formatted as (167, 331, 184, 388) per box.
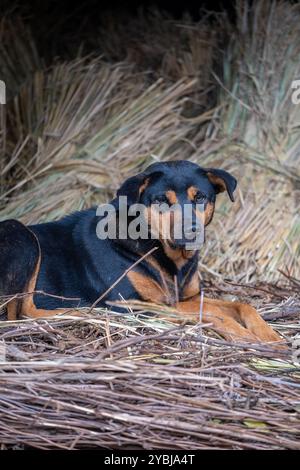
(116, 160, 237, 251)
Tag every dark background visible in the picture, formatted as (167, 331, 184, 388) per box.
(1, 0, 237, 60)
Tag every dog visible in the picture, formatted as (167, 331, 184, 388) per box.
(0, 160, 283, 345)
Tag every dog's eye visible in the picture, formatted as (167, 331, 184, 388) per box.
(195, 192, 207, 203)
(152, 195, 170, 212)
(152, 195, 169, 205)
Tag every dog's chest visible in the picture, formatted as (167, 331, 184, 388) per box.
(127, 258, 199, 305)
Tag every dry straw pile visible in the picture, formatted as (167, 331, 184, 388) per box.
(0, 0, 300, 449)
(0, 280, 300, 450)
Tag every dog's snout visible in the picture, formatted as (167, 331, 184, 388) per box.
(185, 225, 201, 236)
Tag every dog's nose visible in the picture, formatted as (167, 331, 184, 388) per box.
(184, 225, 202, 238)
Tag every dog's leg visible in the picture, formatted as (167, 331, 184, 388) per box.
(172, 296, 284, 346)
(19, 241, 72, 320)
(7, 300, 20, 321)
(174, 298, 257, 342)
(126, 270, 282, 344)
(0, 220, 39, 320)
(0, 220, 69, 320)
(202, 298, 282, 343)
(22, 305, 70, 319)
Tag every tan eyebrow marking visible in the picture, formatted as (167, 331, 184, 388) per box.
(187, 186, 198, 201)
(165, 190, 178, 205)
(139, 178, 150, 195)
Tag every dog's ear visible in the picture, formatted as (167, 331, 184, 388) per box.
(205, 168, 237, 202)
(117, 171, 162, 205)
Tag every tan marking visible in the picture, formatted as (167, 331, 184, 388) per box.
(162, 242, 194, 270)
(134, 254, 198, 304)
(204, 201, 215, 225)
(138, 178, 150, 196)
(145, 205, 197, 270)
(173, 298, 257, 341)
(202, 298, 283, 343)
(165, 190, 178, 205)
(146, 255, 173, 299)
(145, 206, 175, 242)
(160, 296, 284, 346)
(187, 186, 198, 201)
(127, 270, 167, 304)
(6, 229, 70, 320)
(194, 207, 205, 227)
(194, 201, 215, 227)
(207, 172, 226, 193)
(21, 252, 68, 318)
(7, 299, 19, 321)
(182, 271, 200, 299)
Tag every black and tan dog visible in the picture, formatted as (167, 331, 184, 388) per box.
(0, 160, 283, 345)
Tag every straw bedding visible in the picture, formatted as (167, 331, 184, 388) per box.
(0, 279, 299, 450)
(0, 0, 299, 449)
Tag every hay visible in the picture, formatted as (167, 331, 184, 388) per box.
(0, 16, 43, 100)
(0, 58, 203, 222)
(0, 281, 299, 450)
(94, 8, 217, 110)
(206, 0, 300, 281)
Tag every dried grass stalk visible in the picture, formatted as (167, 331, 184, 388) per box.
(0, 281, 299, 450)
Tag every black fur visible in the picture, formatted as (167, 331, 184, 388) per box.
(0, 160, 237, 312)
